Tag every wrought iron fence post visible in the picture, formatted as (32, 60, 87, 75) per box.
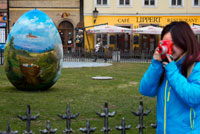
(58, 103, 79, 134)
(80, 120, 96, 134)
(40, 120, 57, 134)
(0, 123, 18, 134)
(132, 99, 151, 134)
(17, 105, 40, 134)
(115, 117, 131, 134)
(96, 102, 116, 134)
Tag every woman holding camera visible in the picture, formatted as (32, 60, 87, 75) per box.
(139, 21, 200, 134)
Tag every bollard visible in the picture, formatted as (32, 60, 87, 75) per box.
(80, 120, 96, 134)
(132, 99, 151, 134)
(57, 103, 79, 134)
(40, 120, 57, 134)
(17, 105, 40, 134)
(115, 117, 131, 134)
(0, 123, 18, 134)
(96, 102, 116, 134)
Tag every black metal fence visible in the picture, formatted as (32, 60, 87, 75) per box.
(0, 100, 156, 134)
(0, 49, 153, 66)
(63, 49, 152, 63)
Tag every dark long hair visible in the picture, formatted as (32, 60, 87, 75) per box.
(161, 21, 200, 77)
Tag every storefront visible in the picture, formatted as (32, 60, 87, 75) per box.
(84, 15, 200, 53)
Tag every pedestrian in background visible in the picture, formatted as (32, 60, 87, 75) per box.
(93, 38, 107, 62)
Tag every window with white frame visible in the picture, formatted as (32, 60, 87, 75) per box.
(118, 0, 132, 7)
(193, 0, 200, 6)
(144, 0, 155, 6)
(170, 0, 183, 6)
(95, 0, 110, 7)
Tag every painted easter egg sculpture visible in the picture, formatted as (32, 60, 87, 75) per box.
(4, 9, 63, 90)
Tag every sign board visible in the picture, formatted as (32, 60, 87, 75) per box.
(0, 28, 6, 43)
(0, 23, 6, 27)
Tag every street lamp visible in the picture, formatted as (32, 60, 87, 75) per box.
(93, 7, 99, 23)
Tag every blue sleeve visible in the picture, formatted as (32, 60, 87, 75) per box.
(139, 59, 164, 97)
(165, 61, 200, 107)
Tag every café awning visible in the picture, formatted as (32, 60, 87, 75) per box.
(132, 26, 163, 35)
(86, 25, 133, 34)
(191, 25, 200, 35)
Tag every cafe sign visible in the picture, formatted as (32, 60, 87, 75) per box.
(116, 16, 200, 25)
(136, 16, 199, 24)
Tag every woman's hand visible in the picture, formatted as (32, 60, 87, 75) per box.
(162, 54, 173, 67)
(153, 47, 162, 62)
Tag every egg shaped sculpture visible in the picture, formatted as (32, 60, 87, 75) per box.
(4, 9, 63, 90)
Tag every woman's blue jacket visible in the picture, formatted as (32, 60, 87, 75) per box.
(139, 57, 200, 134)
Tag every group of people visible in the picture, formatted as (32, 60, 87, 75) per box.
(139, 21, 200, 134)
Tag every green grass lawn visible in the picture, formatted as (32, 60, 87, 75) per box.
(0, 63, 157, 134)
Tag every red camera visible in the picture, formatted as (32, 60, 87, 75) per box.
(157, 40, 173, 60)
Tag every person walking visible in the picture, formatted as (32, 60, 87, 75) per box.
(93, 38, 107, 62)
(139, 21, 200, 134)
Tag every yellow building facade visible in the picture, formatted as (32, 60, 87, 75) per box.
(84, 0, 200, 53)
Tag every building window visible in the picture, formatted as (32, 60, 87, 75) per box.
(143, 0, 157, 7)
(117, 0, 132, 7)
(170, 0, 184, 7)
(120, 0, 130, 5)
(144, 0, 155, 6)
(95, 0, 110, 7)
(193, 0, 200, 6)
(97, 0, 107, 5)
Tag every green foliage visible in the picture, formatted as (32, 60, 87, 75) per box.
(10, 36, 15, 49)
(0, 63, 156, 134)
(36, 52, 57, 84)
(15, 49, 31, 57)
(4, 37, 58, 90)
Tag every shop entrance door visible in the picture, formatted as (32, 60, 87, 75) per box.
(116, 33, 130, 52)
(140, 24, 159, 58)
(141, 34, 156, 52)
(58, 21, 74, 53)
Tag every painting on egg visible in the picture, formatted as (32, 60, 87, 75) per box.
(4, 9, 63, 90)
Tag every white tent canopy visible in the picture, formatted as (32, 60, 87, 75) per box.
(87, 25, 133, 34)
(87, 25, 200, 35)
(191, 25, 200, 35)
(132, 26, 163, 35)
(132, 25, 200, 35)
